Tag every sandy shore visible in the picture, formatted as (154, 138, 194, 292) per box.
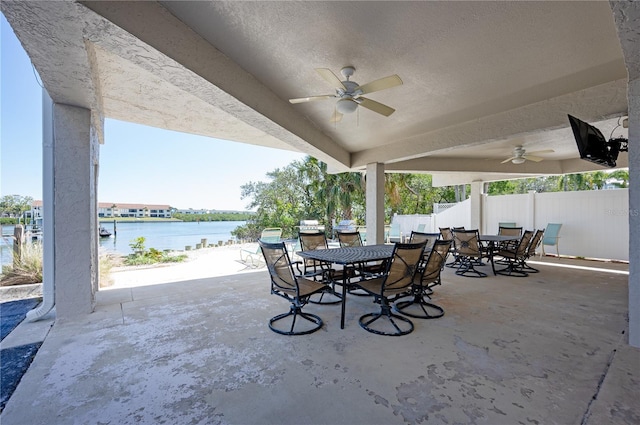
(105, 244, 266, 290)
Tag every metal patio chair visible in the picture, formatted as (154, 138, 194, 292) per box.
(350, 241, 427, 336)
(299, 231, 343, 304)
(409, 231, 440, 252)
(495, 230, 534, 277)
(452, 229, 487, 278)
(395, 240, 451, 319)
(259, 240, 327, 335)
(520, 229, 544, 273)
(541, 223, 562, 257)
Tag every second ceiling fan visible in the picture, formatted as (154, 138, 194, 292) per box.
(289, 66, 402, 122)
(501, 146, 554, 164)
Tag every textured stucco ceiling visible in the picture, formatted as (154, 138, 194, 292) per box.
(2, 0, 635, 184)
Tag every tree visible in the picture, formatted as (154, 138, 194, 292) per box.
(0, 195, 34, 217)
(609, 169, 629, 188)
(237, 161, 314, 239)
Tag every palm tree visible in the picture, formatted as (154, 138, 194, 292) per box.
(298, 157, 364, 231)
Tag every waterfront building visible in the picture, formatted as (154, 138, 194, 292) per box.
(31, 201, 172, 219)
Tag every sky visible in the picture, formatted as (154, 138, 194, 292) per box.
(0, 14, 306, 212)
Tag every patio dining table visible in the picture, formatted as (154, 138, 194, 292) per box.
(479, 234, 520, 275)
(297, 244, 395, 329)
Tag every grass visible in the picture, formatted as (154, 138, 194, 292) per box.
(0, 242, 43, 286)
(1, 242, 123, 288)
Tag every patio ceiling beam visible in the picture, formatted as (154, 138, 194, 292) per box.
(351, 79, 628, 168)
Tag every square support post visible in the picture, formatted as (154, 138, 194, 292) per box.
(52, 103, 100, 319)
(470, 181, 484, 233)
(628, 77, 639, 348)
(366, 163, 385, 245)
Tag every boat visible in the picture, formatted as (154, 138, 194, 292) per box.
(99, 226, 112, 238)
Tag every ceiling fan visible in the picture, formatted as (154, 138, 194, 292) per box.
(501, 146, 554, 164)
(289, 66, 402, 122)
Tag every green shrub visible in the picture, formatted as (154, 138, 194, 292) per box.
(124, 236, 187, 266)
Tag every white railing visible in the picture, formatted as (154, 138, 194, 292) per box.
(433, 202, 457, 214)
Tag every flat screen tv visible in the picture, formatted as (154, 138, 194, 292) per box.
(568, 114, 618, 167)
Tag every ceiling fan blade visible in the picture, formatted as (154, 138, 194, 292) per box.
(527, 149, 555, 155)
(501, 157, 516, 164)
(358, 97, 396, 117)
(330, 110, 343, 123)
(357, 75, 403, 95)
(289, 95, 334, 104)
(523, 155, 544, 162)
(315, 68, 347, 90)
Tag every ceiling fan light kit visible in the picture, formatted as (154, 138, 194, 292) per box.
(336, 97, 358, 114)
(289, 65, 403, 122)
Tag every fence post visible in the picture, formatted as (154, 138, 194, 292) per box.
(12, 224, 24, 264)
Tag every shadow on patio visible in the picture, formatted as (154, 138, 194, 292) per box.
(1, 256, 638, 424)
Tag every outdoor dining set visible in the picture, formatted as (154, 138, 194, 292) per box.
(258, 224, 548, 337)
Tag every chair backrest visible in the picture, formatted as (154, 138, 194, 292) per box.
(299, 231, 328, 251)
(527, 229, 545, 256)
(388, 222, 402, 242)
(542, 223, 562, 245)
(409, 231, 440, 251)
(515, 230, 534, 256)
(383, 242, 426, 293)
(337, 231, 363, 247)
(498, 226, 522, 237)
(452, 229, 482, 256)
(259, 240, 298, 294)
(260, 227, 282, 243)
(357, 226, 367, 243)
(420, 240, 452, 284)
(439, 227, 453, 241)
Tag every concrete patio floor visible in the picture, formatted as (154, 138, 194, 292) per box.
(1, 256, 638, 425)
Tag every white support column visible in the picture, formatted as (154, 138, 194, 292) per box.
(628, 77, 639, 348)
(470, 181, 484, 232)
(366, 163, 385, 245)
(611, 0, 640, 348)
(527, 190, 536, 230)
(52, 103, 99, 319)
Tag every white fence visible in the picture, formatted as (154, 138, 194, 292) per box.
(391, 188, 629, 261)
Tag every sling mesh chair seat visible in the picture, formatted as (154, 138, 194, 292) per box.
(299, 231, 342, 304)
(350, 241, 427, 336)
(495, 230, 534, 277)
(260, 240, 327, 335)
(520, 229, 544, 273)
(440, 227, 460, 268)
(337, 231, 385, 277)
(452, 229, 487, 278)
(494, 226, 523, 263)
(395, 240, 451, 319)
(409, 231, 440, 252)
